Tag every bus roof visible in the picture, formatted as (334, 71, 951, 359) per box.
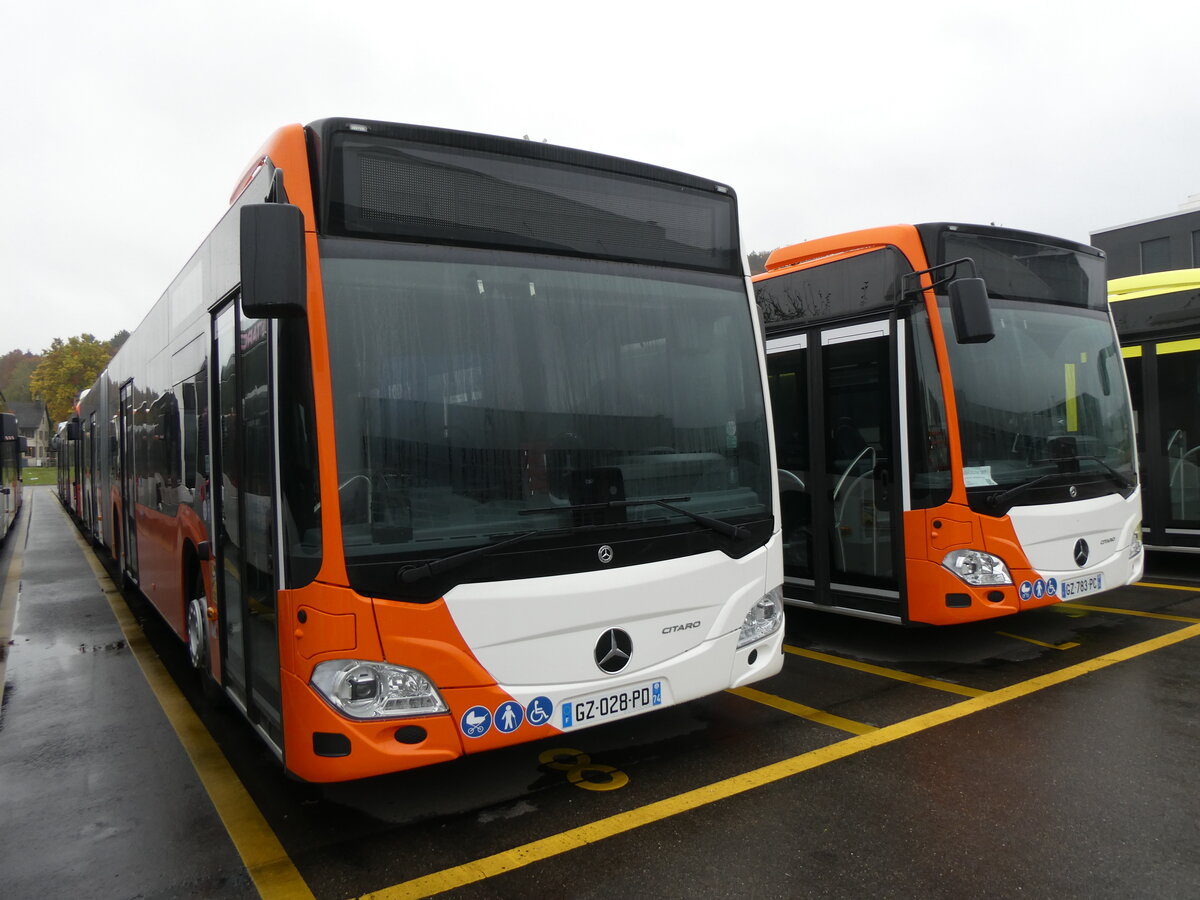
(759, 222, 1098, 280)
(760, 225, 920, 275)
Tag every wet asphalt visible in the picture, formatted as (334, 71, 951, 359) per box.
(0, 489, 255, 899)
(1, 485, 1198, 899)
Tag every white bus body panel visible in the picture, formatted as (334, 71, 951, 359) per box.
(1007, 488, 1144, 591)
(441, 536, 784, 711)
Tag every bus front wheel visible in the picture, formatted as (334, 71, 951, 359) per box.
(186, 573, 220, 700)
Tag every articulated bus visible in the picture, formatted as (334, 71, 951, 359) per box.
(55, 118, 784, 781)
(753, 223, 1143, 625)
(1108, 269, 1200, 552)
(1, 412, 22, 542)
(55, 410, 85, 518)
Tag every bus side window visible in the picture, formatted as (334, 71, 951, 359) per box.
(195, 363, 209, 483)
(181, 380, 197, 490)
(907, 308, 952, 508)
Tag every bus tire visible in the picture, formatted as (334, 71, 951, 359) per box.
(186, 570, 220, 701)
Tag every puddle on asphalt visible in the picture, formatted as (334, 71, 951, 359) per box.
(77, 640, 127, 654)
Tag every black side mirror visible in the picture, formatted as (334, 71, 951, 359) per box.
(949, 277, 995, 344)
(241, 203, 306, 318)
(66, 420, 82, 441)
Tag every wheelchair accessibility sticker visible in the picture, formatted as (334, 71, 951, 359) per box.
(526, 696, 554, 727)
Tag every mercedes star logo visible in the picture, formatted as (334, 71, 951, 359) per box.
(594, 628, 633, 673)
(597, 545, 614, 564)
(1068, 485, 1078, 498)
(1073, 538, 1090, 567)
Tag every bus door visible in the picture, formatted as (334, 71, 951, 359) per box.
(1131, 339, 1200, 550)
(85, 413, 96, 532)
(118, 381, 139, 580)
(767, 319, 903, 618)
(212, 300, 284, 750)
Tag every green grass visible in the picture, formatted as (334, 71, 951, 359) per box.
(21, 467, 58, 486)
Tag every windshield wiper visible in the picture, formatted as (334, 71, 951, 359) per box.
(990, 457, 1136, 510)
(1030, 455, 1136, 493)
(400, 497, 751, 586)
(398, 531, 538, 584)
(521, 496, 748, 540)
(987, 471, 1071, 509)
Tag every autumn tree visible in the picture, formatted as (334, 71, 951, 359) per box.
(29, 334, 115, 423)
(0, 349, 40, 407)
(746, 250, 773, 275)
(107, 330, 130, 355)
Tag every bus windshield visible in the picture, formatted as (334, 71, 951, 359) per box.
(939, 230, 1109, 309)
(320, 239, 772, 594)
(939, 297, 1135, 509)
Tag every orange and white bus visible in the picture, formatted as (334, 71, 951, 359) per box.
(754, 223, 1143, 625)
(56, 118, 784, 781)
(1108, 269, 1200, 552)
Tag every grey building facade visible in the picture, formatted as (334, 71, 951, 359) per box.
(1091, 202, 1200, 279)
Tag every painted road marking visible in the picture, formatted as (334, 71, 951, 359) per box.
(539, 748, 630, 791)
(60, 501, 314, 900)
(1060, 601, 1200, 624)
(728, 686, 876, 735)
(784, 645, 986, 697)
(363, 621, 1200, 900)
(567, 765, 629, 792)
(994, 631, 1080, 650)
(1133, 580, 1200, 595)
(539, 748, 592, 771)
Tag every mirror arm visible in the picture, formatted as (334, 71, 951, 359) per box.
(899, 257, 981, 302)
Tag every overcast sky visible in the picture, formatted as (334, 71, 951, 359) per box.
(4, 0, 1197, 354)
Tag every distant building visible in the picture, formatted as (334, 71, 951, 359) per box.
(1091, 197, 1200, 279)
(8, 401, 53, 467)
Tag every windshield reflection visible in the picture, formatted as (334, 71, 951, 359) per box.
(939, 298, 1135, 502)
(321, 243, 772, 563)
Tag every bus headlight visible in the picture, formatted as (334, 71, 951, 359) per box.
(738, 586, 784, 648)
(1130, 521, 1143, 558)
(942, 549, 1013, 586)
(310, 660, 448, 719)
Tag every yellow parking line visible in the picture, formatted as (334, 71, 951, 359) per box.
(784, 645, 986, 697)
(365, 621, 1200, 900)
(1061, 601, 1200, 624)
(61, 502, 314, 900)
(727, 686, 876, 735)
(1134, 581, 1200, 594)
(994, 631, 1079, 650)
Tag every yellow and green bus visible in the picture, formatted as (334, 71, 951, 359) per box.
(1109, 269, 1200, 551)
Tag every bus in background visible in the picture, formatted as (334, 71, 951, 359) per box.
(54, 405, 87, 520)
(55, 118, 784, 781)
(54, 420, 69, 508)
(753, 223, 1143, 625)
(1108, 269, 1200, 552)
(0, 412, 22, 542)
